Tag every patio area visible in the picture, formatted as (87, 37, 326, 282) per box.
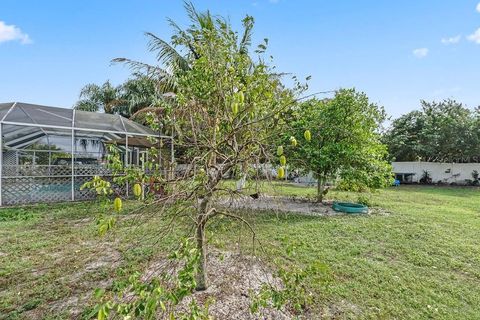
(0, 102, 173, 206)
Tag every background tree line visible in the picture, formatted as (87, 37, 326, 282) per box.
(383, 99, 480, 163)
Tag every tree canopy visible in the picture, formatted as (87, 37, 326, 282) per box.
(384, 99, 480, 163)
(281, 89, 393, 200)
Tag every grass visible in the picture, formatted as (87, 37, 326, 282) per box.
(1, 184, 479, 319)
(227, 185, 480, 318)
(0, 201, 188, 319)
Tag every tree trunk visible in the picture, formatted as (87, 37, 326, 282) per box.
(195, 197, 209, 291)
(316, 176, 326, 202)
(236, 163, 248, 191)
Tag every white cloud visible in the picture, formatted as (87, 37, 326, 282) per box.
(441, 35, 461, 45)
(467, 28, 480, 44)
(412, 48, 429, 58)
(476, 2, 480, 13)
(0, 20, 31, 44)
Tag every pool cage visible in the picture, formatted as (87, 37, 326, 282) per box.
(0, 102, 174, 206)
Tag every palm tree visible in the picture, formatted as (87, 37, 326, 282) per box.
(119, 75, 163, 118)
(112, 2, 254, 94)
(76, 2, 255, 119)
(108, 2, 255, 138)
(74, 81, 123, 114)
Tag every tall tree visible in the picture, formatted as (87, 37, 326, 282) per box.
(74, 81, 123, 114)
(114, 2, 301, 291)
(117, 75, 165, 119)
(283, 89, 392, 201)
(382, 110, 426, 161)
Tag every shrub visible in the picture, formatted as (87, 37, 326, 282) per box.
(419, 170, 432, 184)
(472, 170, 479, 186)
(357, 194, 373, 207)
(335, 180, 369, 192)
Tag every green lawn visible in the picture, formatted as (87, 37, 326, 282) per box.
(230, 185, 480, 318)
(1, 185, 479, 319)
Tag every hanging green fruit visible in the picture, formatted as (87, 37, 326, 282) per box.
(304, 130, 311, 142)
(279, 155, 286, 166)
(231, 102, 239, 115)
(277, 146, 284, 156)
(133, 183, 142, 198)
(238, 91, 245, 104)
(277, 166, 285, 179)
(113, 197, 123, 212)
(290, 136, 297, 147)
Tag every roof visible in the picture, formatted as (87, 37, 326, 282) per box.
(0, 102, 168, 149)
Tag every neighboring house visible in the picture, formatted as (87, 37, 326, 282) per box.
(392, 162, 480, 185)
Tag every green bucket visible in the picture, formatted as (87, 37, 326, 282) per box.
(332, 202, 368, 214)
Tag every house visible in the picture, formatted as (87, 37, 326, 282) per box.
(392, 161, 480, 185)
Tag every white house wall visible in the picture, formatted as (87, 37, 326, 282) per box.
(392, 162, 480, 184)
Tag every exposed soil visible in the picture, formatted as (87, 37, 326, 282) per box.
(143, 250, 299, 319)
(217, 195, 341, 216)
(217, 195, 393, 217)
(31, 245, 299, 319)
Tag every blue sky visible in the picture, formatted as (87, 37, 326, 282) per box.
(1, 0, 480, 118)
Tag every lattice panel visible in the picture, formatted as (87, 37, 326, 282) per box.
(2, 165, 72, 177)
(105, 176, 128, 198)
(2, 164, 115, 177)
(3, 151, 17, 166)
(74, 165, 112, 176)
(74, 176, 128, 201)
(2, 177, 72, 205)
(74, 176, 96, 201)
(1, 177, 130, 205)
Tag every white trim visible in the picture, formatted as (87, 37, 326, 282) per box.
(119, 115, 127, 132)
(71, 127, 75, 201)
(72, 109, 76, 128)
(10, 136, 44, 150)
(71, 110, 75, 201)
(2, 125, 33, 138)
(36, 108, 72, 122)
(0, 120, 172, 139)
(5, 131, 45, 147)
(1, 102, 17, 122)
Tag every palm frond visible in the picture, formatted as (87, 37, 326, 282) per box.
(112, 58, 166, 76)
(239, 16, 254, 54)
(167, 18, 200, 59)
(130, 106, 165, 121)
(145, 32, 190, 71)
(74, 100, 99, 112)
(184, 1, 201, 26)
(112, 57, 178, 93)
(78, 83, 102, 99)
